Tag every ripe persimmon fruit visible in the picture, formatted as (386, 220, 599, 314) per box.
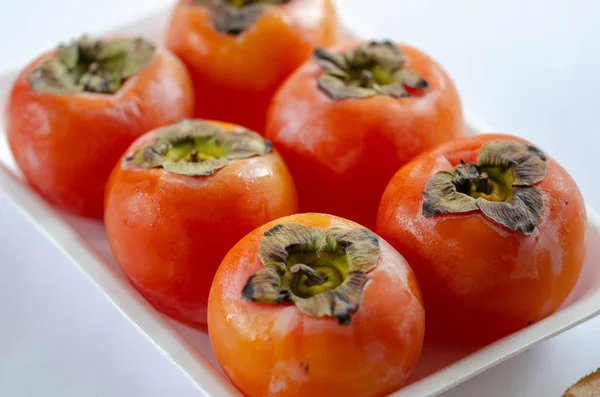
(4, 36, 194, 218)
(105, 119, 298, 324)
(266, 40, 464, 228)
(208, 213, 425, 397)
(165, 0, 339, 132)
(377, 134, 587, 345)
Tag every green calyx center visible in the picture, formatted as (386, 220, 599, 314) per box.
(422, 140, 548, 235)
(313, 40, 429, 100)
(453, 161, 515, 203)
(242, 224, 381, 324)
(162, 136, 229, 163)
(193, 0, 289, 35)
(286, 249, 348, 299)
(125, 120, 272, 176)
(29, 36, 155, 95)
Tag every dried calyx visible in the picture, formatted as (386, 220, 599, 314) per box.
(242, 223, 381, 324)
(422, 140, 548, 235)
(29, 36, 155, 95)
(313, 40, 428, 100)
(194, 0, 289, 35)
(125, 120, 272, 176)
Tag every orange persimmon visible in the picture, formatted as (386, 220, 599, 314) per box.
(104, 120, 298, 325)
(208, 213, 425, 397)
(165, 0, 339, 133)
(377, 134, 587, 345)
(4, 36, 194, 218)
(266, 40, 464, 228)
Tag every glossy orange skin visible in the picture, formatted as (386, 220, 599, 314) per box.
(208, 213, 425, 397)
(376, 134, 587, 346)
(4, 46, 194, 218)
(165, 0, 339, 133)
(104, 121, 298, 325)
(265, 42, 464, 229)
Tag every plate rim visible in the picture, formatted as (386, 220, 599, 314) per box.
(3, 116, 599, 397)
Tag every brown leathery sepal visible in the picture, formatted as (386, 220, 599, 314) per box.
(422, 171, 480, 217)
(294, 270, 368, 325)
(162, 157, 232, 176)
(193, 0, 289, 35)
(325, 228, 380, 273)
(477, 186, 544, 235)
(258, 223, 327, 267)
(241, 264, 288, 304)
(422, 140, 548, 235)
(477, 140, 547, 186)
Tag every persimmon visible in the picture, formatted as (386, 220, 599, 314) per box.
(104, 120, 298, 324)
(266, 40, 464, 228)
(376, 134, 587, 345)
(165, 0, 339, 132)
(208, 213, 425, 397)
(4, 36, 194, 218)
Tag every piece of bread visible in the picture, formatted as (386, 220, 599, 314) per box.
(563, 368, 600, 397)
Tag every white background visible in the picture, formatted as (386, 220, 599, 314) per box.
(1, 0, 599, 396)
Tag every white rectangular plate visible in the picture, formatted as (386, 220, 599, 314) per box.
(1, 9, 599, 397)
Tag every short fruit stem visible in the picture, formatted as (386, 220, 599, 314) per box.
(190, 149, 199, 162)
(290, 264, 327, 287)
(473, 172, 491, 195)
(466, 167, 513, 202)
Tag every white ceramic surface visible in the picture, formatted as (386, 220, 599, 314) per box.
(1, 9, 599, 397)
